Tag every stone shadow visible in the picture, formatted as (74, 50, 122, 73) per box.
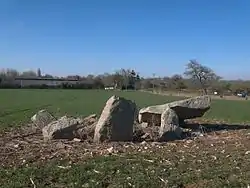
(133, 123, 250, 143)
(181, 122, 250, 139)
(181, 122, 250, 132)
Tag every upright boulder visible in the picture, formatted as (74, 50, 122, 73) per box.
(31, 109, 56, 128)
(159, 107, 182, 141)
(94, 95, 137, 142)
(139, 95, 211, 125)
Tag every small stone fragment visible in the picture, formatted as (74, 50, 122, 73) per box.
(42, 116, 79, 141)
(31, 109, 56, 128)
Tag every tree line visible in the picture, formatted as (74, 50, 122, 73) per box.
(0, 60, 250, 95)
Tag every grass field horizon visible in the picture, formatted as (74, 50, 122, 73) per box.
(1, 89, 250, 130)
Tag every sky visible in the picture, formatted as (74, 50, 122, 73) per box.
(1, 0, 250, 79)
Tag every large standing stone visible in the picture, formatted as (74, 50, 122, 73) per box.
(159, 108, 182, 141)
(42, 116, 80, 141)
(94, 95, 137, 142)
(31, 109, 56, 128)
(139, 95, 211, 125)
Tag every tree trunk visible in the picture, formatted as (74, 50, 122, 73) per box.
(203, 88, 208, 95)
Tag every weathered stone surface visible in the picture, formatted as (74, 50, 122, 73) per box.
(159, 108, 182, 141)
(133, 122, 160, 142)
(168, 95, 211, 120)
(77, 123, 97, 140)
(77, 114, 97, 126)
(94, 95, 137, 142)
(139, 95, 211, 125)
(138, 113, 161, 126)
(42, 114, 98, 141)
(75, 114, 98, 140)
(42, 116, 80, 141)
(134, 107, 139, 123)
(31, 109, 56, 128)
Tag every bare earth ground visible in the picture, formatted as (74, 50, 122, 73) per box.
(0, 119, 250, 187)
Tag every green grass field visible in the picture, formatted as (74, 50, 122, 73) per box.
(1, 89, 250, 129)
(1, 89, 250, 188)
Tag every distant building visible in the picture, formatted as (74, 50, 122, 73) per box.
(104, 86, 114, 90)
(15, 77, 78, 87)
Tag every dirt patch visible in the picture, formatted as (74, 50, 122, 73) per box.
(1, 121, 249, 169)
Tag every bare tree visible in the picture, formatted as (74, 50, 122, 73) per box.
(152, 73, 156, 90)
(170, 74, 186, 91)
(0, 68, 20, 79)
(120, 69, 130, 89)
(184, 60, 221, 95)
(115, 69, 138, 90)
(99, 73, 114, 87)
(112, 71, 123, 89)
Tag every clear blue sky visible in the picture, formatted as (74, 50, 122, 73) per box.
(1, 0, 250, 79)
